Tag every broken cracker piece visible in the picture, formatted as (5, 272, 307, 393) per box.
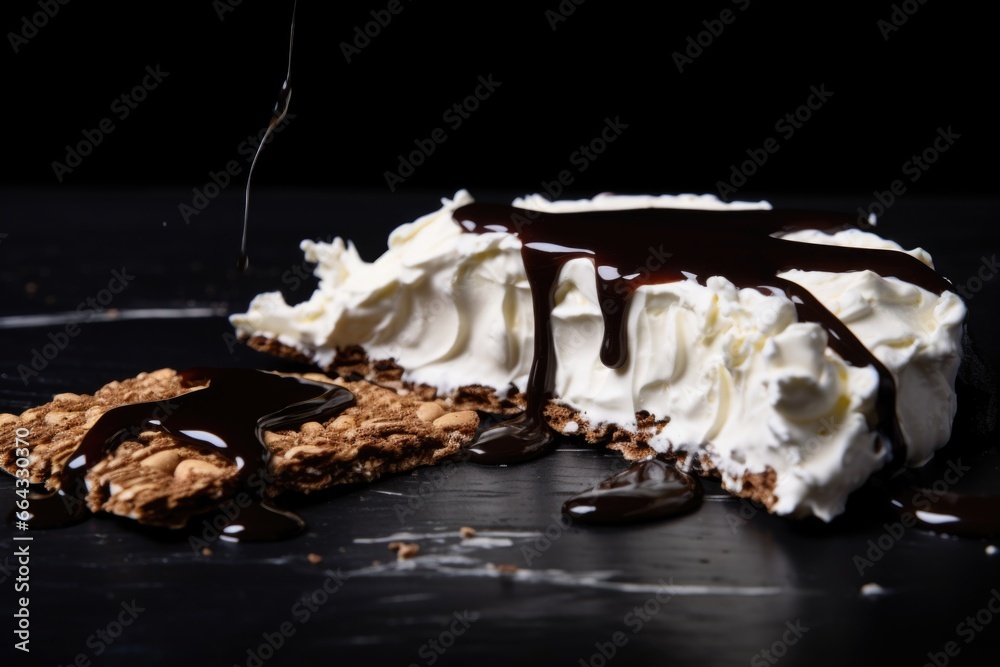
(0, 368, 479, 529)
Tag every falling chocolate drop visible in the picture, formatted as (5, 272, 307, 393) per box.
(239, 0, 298, 271)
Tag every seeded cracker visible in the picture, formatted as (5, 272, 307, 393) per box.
(0, 369, 478, 529)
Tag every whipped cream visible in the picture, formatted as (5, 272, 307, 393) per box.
(231, 191, 965, 520)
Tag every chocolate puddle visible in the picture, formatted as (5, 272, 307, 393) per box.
(563, 458, 702, 523)
(889, 481, 1000, 537)
(453, 203, 997, 535)
(19, 368, 354, 541)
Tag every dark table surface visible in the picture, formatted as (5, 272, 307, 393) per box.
(1, 190, 998, 667)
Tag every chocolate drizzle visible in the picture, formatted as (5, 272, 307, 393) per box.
(22, 368, 354, 541)
(450, 203, 996, 531)
(454, 203, 950, 467)
(238, 0, 298, 271)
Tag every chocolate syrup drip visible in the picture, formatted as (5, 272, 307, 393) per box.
(450, 203, 998, 530)
(22, 368, 354, 541)
(772, 278, 902, 462)
(239, 0, 298, 271)
(563, 458, 703, 523)
(453, 203, 949, 466)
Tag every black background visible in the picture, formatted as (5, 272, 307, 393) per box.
(2, 3, 1000, 667)
(1, 0, 994, 199)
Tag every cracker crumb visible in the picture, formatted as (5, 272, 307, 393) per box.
(860, 582, 886, 597)
(495, 563, 518, 574)
(201, 547, 212, 556)
(307, 553, 323, 564)
(388, 541, 420, 560)
(460, 526, 477, 538)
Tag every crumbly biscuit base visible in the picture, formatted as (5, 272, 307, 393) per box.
(243, 335, 781, 510)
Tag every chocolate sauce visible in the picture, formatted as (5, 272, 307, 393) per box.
(22, 368, 354, 541)
(890, 481, 1000, 537)
(563, 458, 702, 523)
(451, 203, 1000, 532)
(239, 0, 298, 271)
(454, 204, 949, 466)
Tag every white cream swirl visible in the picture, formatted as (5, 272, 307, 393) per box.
(231, 191, 965, 521)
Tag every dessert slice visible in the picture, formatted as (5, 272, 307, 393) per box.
(231, 191, 966, 522)
(0, 368, 477, 530)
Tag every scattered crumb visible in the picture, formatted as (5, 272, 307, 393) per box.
(860, 582, 886, 597)
(986, 545, 997, 556)
(388, 541, 420, 560)
(201, 547, 212, 557)
(495, 564, 518, 574)
(398, 543, 420, 560)
(307, 553, 323, 564)
(460, 526, 477, 538)
(338, 546, 347, 553)
(25, 282, 38, 296)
